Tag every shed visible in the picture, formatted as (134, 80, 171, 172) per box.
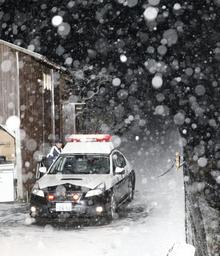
(0, 40, 74, 199)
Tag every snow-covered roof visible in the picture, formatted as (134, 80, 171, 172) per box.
(61, 142, 114, 155)
(0, 125, 15, 138)
(0, 39, 69, 75)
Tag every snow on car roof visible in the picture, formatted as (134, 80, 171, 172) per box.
(61, 142, 114, 155)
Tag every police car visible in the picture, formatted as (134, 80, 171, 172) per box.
(30, 134, 135, 221)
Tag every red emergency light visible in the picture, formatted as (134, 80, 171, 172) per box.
(47, 194, 55, 201)
(66, 134, 112, 143)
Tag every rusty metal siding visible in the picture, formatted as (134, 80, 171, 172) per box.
(0, 44, 19, 122)
(18, 52, 53, 190)
(18, 52, 66, 192)
(54, 72, 65, 140)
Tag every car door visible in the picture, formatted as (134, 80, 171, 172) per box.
(117, 152, 130, 200)
(111, 151, 128, 203)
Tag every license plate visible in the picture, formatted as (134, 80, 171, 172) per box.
(56, 202, 72, 212)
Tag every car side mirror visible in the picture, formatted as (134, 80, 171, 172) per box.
(39, 166, 47, 174)
(115, 167, 125, 175)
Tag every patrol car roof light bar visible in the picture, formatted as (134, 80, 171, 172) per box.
(66, 134, 112, 143)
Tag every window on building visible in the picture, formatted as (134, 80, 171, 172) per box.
(43, 73, 52, 91)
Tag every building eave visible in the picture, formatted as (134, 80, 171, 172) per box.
(0, 39, 72, 80)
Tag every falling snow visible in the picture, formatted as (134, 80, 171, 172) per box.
(152, 74, 163, 89)
(0, 0, 219, 255)
(143, 6, 158, 21)
(51, 15, 63, 27)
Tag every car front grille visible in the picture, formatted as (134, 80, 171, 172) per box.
(45, 183, 87, 202)
(53, 192, 83, 202)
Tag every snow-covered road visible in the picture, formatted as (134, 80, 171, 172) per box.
(0, 129, 185, 256)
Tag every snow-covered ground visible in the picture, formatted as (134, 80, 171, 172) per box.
(0, 129, 185, 256)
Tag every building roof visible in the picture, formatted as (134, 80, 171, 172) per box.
(62, 142, 114, 155)
(0, 39, 71, 79)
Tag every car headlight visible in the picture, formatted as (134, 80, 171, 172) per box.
(32, 182, 44, 198)
(85, 183, 106, 198)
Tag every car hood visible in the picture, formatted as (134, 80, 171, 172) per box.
(38, 174, 113, 190)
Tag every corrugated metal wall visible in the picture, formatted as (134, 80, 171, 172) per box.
(0, 44, 19, 121)
(18, 52, 65, 192)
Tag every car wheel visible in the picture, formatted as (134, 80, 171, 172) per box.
(107, 192, 117, 220)
(128, 177, 134, 202)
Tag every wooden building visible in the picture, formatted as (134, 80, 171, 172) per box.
(0, 40, 74, 199)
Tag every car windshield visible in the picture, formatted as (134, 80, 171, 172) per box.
(48, 154, 110, 175)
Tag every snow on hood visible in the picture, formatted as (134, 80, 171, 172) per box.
(38, 173, 113, 190)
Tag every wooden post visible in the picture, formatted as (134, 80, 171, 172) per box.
(15, 51, 24, 200)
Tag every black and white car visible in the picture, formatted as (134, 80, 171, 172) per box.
(30, 134, 135, 221)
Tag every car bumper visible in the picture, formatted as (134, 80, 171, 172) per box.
(30, 194, 109, 219)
